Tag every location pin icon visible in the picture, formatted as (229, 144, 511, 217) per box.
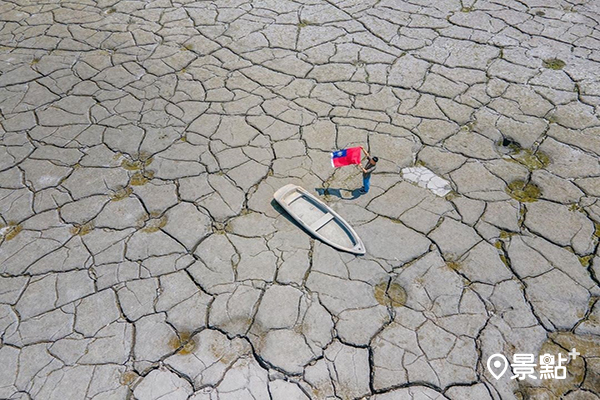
(487, 354, 509, 380)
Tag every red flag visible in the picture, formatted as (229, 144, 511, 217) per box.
(331, 147, 361, 168)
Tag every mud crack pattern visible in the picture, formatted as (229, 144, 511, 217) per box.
(0, 0, 599, 399)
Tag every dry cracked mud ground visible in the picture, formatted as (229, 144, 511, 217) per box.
(1, 0, 600, 399)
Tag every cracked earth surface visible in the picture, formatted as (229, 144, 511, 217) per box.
(1, 0, 600, 399)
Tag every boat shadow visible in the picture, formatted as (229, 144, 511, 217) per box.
(315, 187, 363, 200)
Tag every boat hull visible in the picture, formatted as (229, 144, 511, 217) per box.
(273, 184, 366, 255)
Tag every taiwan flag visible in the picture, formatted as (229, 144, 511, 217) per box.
(331, 147, 362, 168)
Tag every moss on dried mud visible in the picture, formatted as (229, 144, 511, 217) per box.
(2, 222, 22, 241)
(110, 186, 133, 201)
(121, 159, 142, 171)
(70, 221, 94, 236)
(510, 149, 550, 170)
(446, 260, 462, 271)
(141, 212, 168, 233)
(444, 254, 463, 271)
(543, 58, 566, 70)
(578, 255, 592, 267)
(506, 180, 541, 202)
(499, 230, 516, 240)
(168, 331, 197, 355)
(130, 171, 154, 186)
(498, 138, 550, 171)
(121, 153, 153, 172)
(569, 203, 584, 213)
(119, 371, 139, 386)
(374, 281, 407, 307)
(444, 191, 459, 200)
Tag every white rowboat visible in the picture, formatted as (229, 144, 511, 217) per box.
(273, 184, 366, 255)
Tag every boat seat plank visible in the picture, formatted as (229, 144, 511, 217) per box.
(311, 213, 334, 231)
(284, 191, 303, 205)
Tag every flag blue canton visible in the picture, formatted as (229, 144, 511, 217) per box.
(333, 149, 346, 158)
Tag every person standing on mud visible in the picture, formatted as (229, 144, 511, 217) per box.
(359, 146, 378, 193)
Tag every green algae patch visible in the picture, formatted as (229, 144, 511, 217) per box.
(130, 171, 154, 186)
(121, 159, 143, 171)
(443, 254, 463, 271)
(569, 203, 584, 213)
(2, 222, 22, 241)
(121, 158, 152, 171)
(498, 138, 550, 171)
(121, 153, 153, 171)
(374, 281, 407, 307)
(168, 331, 197, 355)
(212, 221, 226, 234)
(499, 230, 516, 240)
(446, 260, 462, 271)
(70, 221, 94, 236)
(578, 255, 593, 267)
(298, 20, 311, 28)
(110, 186, 133, 201)
(119, 371, 139, 386)
(543, 58, 566, 70)
(141, 212, 168, 233)
(130, 172, 147, 186)
(506, 180, 541, 202)
(444, 190, 459, 201)
(510, 149, 550, 170)
(461, 121, 475, 131)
